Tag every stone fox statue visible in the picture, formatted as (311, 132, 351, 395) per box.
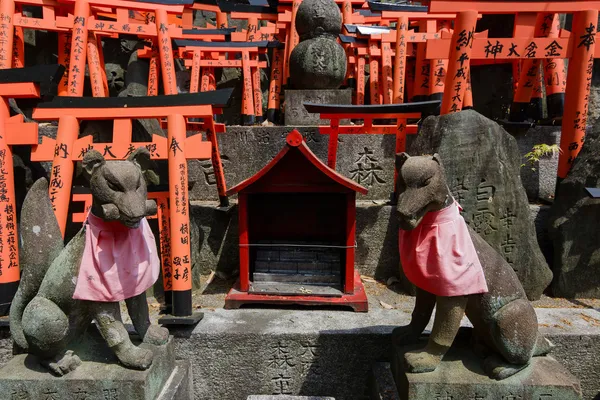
(10, 148, 169, 376)
(393, 153, 553, 380)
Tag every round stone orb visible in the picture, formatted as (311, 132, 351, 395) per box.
(289, 36, 347, 89)
(295, 0, 342, 40)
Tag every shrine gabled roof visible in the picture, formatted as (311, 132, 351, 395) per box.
(226, 130, 368, 195)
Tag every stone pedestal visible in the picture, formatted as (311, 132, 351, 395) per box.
(247, 396, 335, 400)
(0, 335, 192, 400)
(391, 339, 582, 400)
(284, 89, 352, 126)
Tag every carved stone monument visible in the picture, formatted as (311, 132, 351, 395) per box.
(0, 148, 191, 399)
(549, 127, 600, 298)
(286, 0, 350, 126)
(288, 0, 347, 90)
(409, 110, 552, 300)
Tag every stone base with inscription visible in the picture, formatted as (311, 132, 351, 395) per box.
(391, 339, 582, 400)
(0, 334, 192, 400)
(284, 89, 352, 126)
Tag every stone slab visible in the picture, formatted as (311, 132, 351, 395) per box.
(392, 340, 582, 400)
(369, 362, 401, 400)
(248, 396, 335, 399)
(284, 89, 352, 126)
(166, 307, 600, 400)
(157, 360, 193, 400)
(0, 334, 176, 400)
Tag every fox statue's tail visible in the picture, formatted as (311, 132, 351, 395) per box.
(10, 178, 64, 351)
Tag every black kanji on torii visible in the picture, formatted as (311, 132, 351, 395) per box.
(455, 29, 474, 50)
(578, 22, 596, 51)
(484, 40, 504, 59)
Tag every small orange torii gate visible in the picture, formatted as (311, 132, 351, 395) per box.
(30, 90, 233, 322)
(427, 1, 598, 180)
(0, 64, 64, 316)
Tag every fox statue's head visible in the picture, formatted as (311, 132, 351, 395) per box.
(394, 153, 451, 231)
(82, 147, 159, 228)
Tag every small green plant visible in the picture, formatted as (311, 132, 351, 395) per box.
(521, 144, 561, 171)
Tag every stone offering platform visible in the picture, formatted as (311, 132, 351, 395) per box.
(0, 334, 191, 400)
(391, 339, 582, 400)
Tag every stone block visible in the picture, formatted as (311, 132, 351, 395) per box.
(0, 334, 180, 400)
(369, 362, 401, 400)
(248, 396, 335, 399)
(391, 340, 582, 400)
(284, 90, 352, 126)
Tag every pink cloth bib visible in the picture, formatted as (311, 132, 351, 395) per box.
(399, 202, 488, 297)
(73, 212, 160, 302)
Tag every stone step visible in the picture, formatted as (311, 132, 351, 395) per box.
(253, 272, 341, 284)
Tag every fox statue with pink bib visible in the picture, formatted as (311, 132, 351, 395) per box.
(393, 152, 553, 380)
(9, 148, 169, 376)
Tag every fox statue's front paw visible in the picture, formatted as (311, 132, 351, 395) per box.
(404, 350, 442, 373)
(143, 325, 169, 346)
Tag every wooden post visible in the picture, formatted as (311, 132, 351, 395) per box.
(393, 16, 409, 104)
(191, 49, 201, 93)
(157, 196, 173, 310)
(167, 113, 193, 316)
(381, 41, 393, 104)
(87, 34, 106, 97)
(50, 115, 79, 237)
(147, 49, 159, 96)
(12, 5, 24, 68)
(0, 0, 15, 69)
(267, 44, 284, 122)
(558, 10, 597, 180)
(413, 20, 431, 101)
(66, 0, 90, 96)
(238, 193, 250, 292)
(241, 50, 255, 125)
(369, 39, 381, 105)
(0, 97, 19, 315)
(57, 33, 72, 96)
(156, 8, 177, 95)
(544, 13, 567, 119)
(357, 56, 366, 105)
(344, 194, 356, 294)
(430, 19, 451, 101)
(248, 17, 263, 123)
(441, 10, 477, 115)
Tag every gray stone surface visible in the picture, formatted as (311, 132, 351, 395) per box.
(248, 396, 335, 399)
(284, 90, 352, 126)
(392, 339, 582, 400)
(513, 125, 561, 202)
(549, 126, 600, 298)
(2, 307, 600, 399)
(530, 204, 553, 267)
(369, 362, 401, 400)
(157, 360, 193, 400)
(167, 307, 600, 400)
(0, 334, 177, 400)
(409, 110, 552, 300)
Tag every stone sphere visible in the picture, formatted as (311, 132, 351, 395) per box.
(295, 0, 342, 40)
(289, 36, 347, 89)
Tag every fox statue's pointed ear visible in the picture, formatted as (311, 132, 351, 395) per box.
(432, 153, 443, 167)
(82, 150, 106, 179)
(128, 147, 160, 186)
(395, 152, 410, 171)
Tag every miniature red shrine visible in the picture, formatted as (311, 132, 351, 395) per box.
(225, 130, 369, 312)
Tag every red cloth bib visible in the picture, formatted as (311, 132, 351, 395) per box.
(399, 202, 488, 296)
(73, 213, 160, 302)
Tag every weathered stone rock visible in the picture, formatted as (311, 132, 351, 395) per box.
(513, 126, 561, 202)
(289, 36, 347, 89)
(0, 334, 188, 400)
(392, 339, 582, 400)
(549, 127, 600, 298)
(248, 396, 335, 400)
(289, 0, 346, 89)
(409, 110, 552, 300)
(285, 89, 352, 126)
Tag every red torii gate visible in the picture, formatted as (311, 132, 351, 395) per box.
(427, 1, 598, 180)
(0, 64, 64, 316)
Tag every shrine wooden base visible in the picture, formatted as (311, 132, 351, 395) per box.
(224, 270, 368, 312)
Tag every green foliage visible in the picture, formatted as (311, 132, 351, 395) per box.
(521, 144, 561, 172)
